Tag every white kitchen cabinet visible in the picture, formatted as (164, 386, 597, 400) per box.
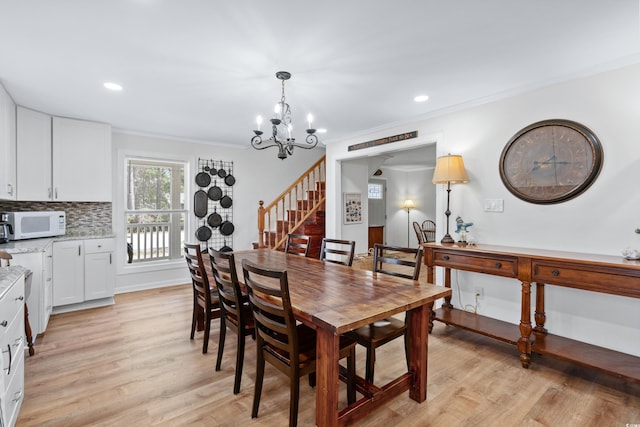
(52, 117, 111, 202)
(52, 240, 84, 306)
(42, 242, 53, 331)
(16, 106, 52, 201)
(16, 110, 112, 202)
(0, 83, 17, 200)
(10, 242, 53, 337)
(53, 238, 114, 309)
(1, 270, 25, 427)
(84, 238, 115, 300)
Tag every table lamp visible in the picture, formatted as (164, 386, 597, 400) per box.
(432, 154, 469, 243)
(402, 199, 415, 246)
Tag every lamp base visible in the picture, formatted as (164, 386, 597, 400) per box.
(440, 233, 455, 244)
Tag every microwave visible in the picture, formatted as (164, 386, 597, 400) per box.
(5, 211, 66, 240)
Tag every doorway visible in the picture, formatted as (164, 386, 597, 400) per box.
(368, 179, 386, 248)
(339, 144, 437, 251)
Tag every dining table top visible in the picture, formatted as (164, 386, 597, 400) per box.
(231, 248, 452, 335)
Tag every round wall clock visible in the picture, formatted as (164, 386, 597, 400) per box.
(499, 119, 603, 204)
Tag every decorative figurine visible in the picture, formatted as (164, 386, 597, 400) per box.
(455, 216, 474, 243)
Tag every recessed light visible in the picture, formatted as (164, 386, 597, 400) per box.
(414, 95, 429, 103)
(104, 82, 123, 91)
(317, 128, 327, 134)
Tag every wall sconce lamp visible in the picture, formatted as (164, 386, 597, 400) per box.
(432, 154, 469, 243)
(402, 199, 416, 247)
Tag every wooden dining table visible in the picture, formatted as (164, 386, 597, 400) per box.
(232, 249, 451, 427)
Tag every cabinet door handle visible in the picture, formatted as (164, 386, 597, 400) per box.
(109, 253, 112, 264)
(495, 262, 502, 268)
(1, 320, 7, 327)
(48, 187, 52, 198)
(79, 245, 81, 256)
(12, 389, 23, 402)
(7, 183, 13, 195)
(15, 295, 24, 301)
(3, 344, 12, 375)
(443, 255, 450, 261)
(55, 188, 58, 199)
(552, 269, 560, 276)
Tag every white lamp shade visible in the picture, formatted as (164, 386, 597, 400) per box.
(432, 154, 469, 184)
(402, 199, 416, 209)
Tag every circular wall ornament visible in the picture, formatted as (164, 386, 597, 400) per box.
(499, 119, 603, 204)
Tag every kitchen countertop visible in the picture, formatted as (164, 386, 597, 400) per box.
(0, 233, 116, 254)
(0, 265, 26, 299)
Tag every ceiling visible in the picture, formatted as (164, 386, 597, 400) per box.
(2, 1, 640, 149)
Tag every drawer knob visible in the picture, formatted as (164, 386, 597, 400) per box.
(1, 320, 7, 327)
(443, 255, 450, 260)
(495, 262, 502, 268)
(552, 269, 560, 276)
(16, 295, 24, 301)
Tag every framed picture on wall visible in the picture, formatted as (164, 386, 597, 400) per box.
(343, 192, 362, 224)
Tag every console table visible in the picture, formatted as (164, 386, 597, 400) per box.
(423, 242, 640, 383)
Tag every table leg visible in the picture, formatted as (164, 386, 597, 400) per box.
(442, 267, 453, 309)
(533, 282, 548, 335)
(518, 281, 532, 368)
(315, 327, 340, 427)
(408, 302, 431, 402)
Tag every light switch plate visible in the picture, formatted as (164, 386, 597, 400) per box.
(484, 198, 504, 212)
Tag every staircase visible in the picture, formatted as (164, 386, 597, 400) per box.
(256, 156, 326, 258)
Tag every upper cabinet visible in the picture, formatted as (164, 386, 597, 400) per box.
(16, 107, 112, 202)
(52, 117, 111, 202)
(16, 106, 52, 201)
(0, 83, 17, 200)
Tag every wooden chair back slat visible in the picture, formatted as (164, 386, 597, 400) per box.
(373, 244, 423, 280)
(319, 238, 356, 266)
(285, 234, 311, 257)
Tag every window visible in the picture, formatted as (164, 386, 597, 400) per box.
(368, 183, 383, 199)
(125, 158, 187, 263)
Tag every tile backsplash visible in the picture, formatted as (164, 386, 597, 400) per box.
(0, 201, 112, 236)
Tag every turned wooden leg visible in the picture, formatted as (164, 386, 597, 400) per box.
(518, 281, 532, 368)
(442, 267, 453, 309)
(533, 282, 548, 335)
(24, 302, 35, 356)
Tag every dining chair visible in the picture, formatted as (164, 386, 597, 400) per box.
(350, 243, 423, 383)
(412, 221, 425, 245)
(284, 233, 311, 257)
(241, 259, 356, 427)
(184, 243, 221, 353)
(422, 219, 436, 243)
(319, 238, 356, 266)
(209, 249, 255, 394)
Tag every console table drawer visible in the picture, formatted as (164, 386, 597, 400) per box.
(435, 251, 518, 278)
(532, 262, 640, 298)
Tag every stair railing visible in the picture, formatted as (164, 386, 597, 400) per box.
(258, 156, 326, 250)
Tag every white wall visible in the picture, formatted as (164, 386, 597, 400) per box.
(381, 167, 436, 247)
(111, 132, 325, 293)
(340, 158, 369, 253)
(326, 62, 640, 357)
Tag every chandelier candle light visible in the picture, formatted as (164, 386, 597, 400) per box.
(251, 71, 319, 160)
(432, 154, 469, 244)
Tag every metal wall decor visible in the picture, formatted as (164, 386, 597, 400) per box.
(194, 158, 234, 251)
(499, 119, 604, 204)
(250, 71, 319, 159)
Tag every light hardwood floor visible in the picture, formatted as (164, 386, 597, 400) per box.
(17, 284, 640, 426)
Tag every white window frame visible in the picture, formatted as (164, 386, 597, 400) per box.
(115, 149, 192, 275)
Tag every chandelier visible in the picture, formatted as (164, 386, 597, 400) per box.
(251, 71, 319, 159)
